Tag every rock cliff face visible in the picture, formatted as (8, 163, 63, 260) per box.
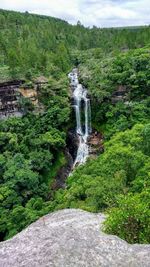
(0, 78, 47, 118)
(0, 209, 150, 267)
(0, 80, 23, 118)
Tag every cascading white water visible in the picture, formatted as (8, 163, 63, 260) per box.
(68, 69, 91, 167)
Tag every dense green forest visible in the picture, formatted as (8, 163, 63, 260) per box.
(1, 9, 150, 80)
(54, 47, 150, 244)
(0, 9, 150, 243)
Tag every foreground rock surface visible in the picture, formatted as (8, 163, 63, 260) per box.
(0, 209, 150, 267)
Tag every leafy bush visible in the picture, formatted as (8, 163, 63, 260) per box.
(104, 190, 150, 244)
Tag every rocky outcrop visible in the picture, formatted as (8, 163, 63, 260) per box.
(88, 131, 104, 156)
(0, 80, 23, 118)
(0, 77, 48, 118)
(112, 85, 128, 103)
(50, 130, 79, 189)
(66, 130, 79, 161)
(0, 209, 149, 267)
(18, 88, 38, 106)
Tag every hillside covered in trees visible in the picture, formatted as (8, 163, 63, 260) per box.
(0, 9, 150, 244)
(1, 9, 150, 81)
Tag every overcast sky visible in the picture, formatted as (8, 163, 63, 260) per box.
(0, 0, 150, 27)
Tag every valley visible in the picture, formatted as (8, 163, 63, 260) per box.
(0, 8, 150, 250)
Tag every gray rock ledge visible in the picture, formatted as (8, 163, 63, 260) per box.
(0, 209, 150, 267)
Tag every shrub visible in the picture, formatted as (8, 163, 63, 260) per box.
(104, 190, 150, 244)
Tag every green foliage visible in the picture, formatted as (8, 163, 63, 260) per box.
(142, 124, 150, 156)
(44, 152, 66, 186)
(73, 47, 150, 244)
(18, 97, 34, 113)
(54, 124, 150, 243)
(78, 47, 150, 140)
(0, 74, 71, 241)
(0, 9, 150, 80)
(104, 190, 150, 244)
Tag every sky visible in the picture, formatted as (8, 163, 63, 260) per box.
(0, 0, 150, 28)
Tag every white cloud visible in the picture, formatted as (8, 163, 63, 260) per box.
(0, 0, 150, 27)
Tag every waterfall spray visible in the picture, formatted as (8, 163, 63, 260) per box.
(68, 69, 91, 167)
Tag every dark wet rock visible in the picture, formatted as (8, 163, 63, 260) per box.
(111, 85, 128, 104)
(52, 149, 73, 190)
(0, 209, 149, 267)
(66, 130, 79, 161)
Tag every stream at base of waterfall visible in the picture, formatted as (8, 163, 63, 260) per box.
(68, 69, 92, 167)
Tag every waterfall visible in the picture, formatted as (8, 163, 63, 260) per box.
(68, 69, 91, 167)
